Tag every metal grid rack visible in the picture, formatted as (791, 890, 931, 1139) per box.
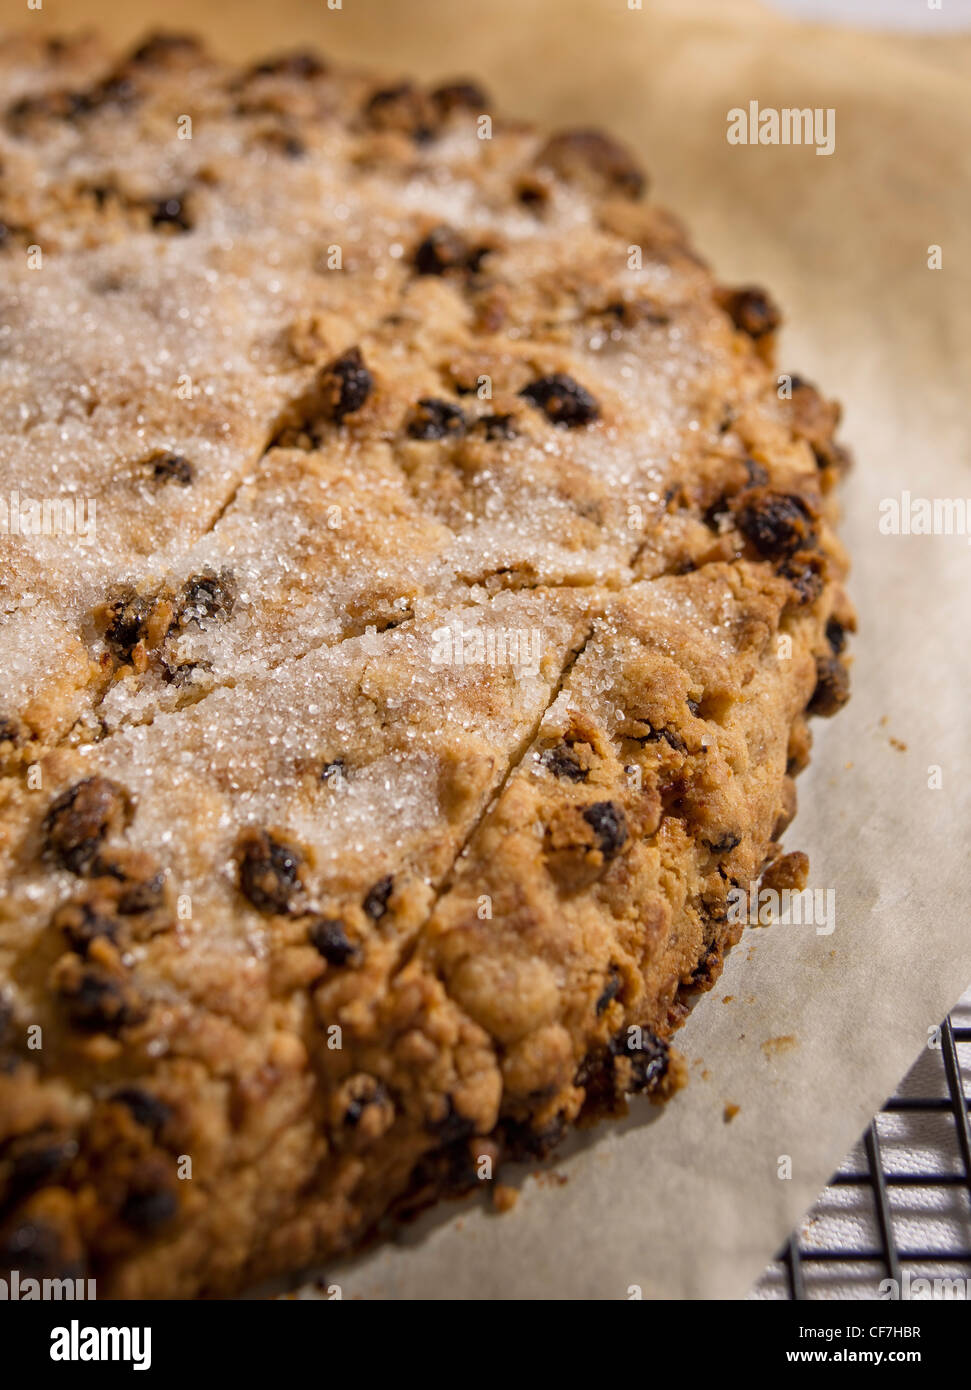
(753, 992, 971, 1299)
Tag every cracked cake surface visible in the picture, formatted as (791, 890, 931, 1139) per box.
(0, 30, 853, 1297)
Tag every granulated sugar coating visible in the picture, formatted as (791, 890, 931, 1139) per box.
(0, 31, 852, 1297)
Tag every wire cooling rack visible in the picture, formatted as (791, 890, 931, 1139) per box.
(751, 990, 971, 1299)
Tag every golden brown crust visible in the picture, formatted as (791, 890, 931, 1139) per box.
(0, 30, 852, 1297)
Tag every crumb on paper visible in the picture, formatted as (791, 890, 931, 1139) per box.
(723, 1103, 740, 1123)
(722, 994, 734, 1003)
(761, 850, 809, 894)
(492, 1183, 519, 1213)
(535, 1171, 569, 1189)
(761, 1034, 798, 1057)
(890, 737, 907, 752)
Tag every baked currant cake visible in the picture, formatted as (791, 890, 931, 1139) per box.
(0, 31, 853, 1297)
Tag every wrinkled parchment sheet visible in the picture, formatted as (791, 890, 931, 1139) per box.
(23, 0, 971, 1299)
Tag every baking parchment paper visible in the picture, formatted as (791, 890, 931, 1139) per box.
(20, 0, 971, 1298)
